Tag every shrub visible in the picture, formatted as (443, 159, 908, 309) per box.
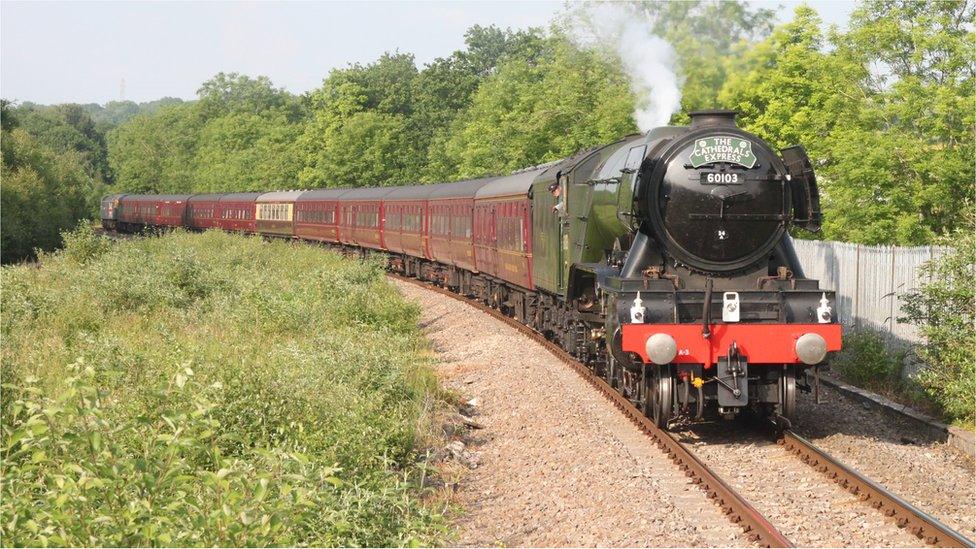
(831, 330, 906, 391)
(901, 219, 976, 426)
(59, 224, 111, 264)
(1, 230, 446, 546)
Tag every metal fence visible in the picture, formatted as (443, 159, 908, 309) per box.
(791, 239, 947, 346)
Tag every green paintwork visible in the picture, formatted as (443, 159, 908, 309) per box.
(530, 135, 648, 295)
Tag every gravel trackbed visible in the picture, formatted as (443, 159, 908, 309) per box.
(394, 279, 751, 547)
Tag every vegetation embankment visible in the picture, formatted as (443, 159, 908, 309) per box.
(1, 228, 449, 546)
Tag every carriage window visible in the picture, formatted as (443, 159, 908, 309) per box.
(258, 203, 292, 221)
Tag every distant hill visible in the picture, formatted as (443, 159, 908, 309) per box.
(17, 97, 188, 130)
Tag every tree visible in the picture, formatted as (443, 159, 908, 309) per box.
(299, 54, 424, 187)
(1, 119, 95, 262)
(194, 110, 302, 192)
(109, 74, 305, 193)
(413, 26, 545, 180)
(299, 28, 547, 187)
(10, 103, 112, 183)
(565, 0, 776, 119)
(108, 103, 201, 193)
(299, 111, 416, 188)
(197, 72, 295, 119)
(834, 0, 975, 243)
(720, 2, 974, 245)
(430, 34, 637, 179)
(81, 97, 185, 130)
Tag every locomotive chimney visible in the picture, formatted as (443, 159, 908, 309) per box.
(689, 109, 738, 129)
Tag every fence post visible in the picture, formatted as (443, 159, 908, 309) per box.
(853, 244, 860, 331)
(928, 245, 934, 282)
(888, 245, 896, 340)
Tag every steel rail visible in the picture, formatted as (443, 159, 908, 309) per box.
(390, 274, 793, 548)
(778, 430, 974, 548)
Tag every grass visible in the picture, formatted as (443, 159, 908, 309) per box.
(1, 227, 450, 546)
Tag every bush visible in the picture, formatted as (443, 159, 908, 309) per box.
(901, 220, 976, 426)
(1, 229, 446, 546)
(831, 330, 907, 391)
(59, 224, 111, 264)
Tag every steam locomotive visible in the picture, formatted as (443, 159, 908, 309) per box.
(102, 110, 841, 428)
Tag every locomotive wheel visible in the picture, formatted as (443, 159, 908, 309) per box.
(643, 364, 675, 428)
(777, 366, 796, 419)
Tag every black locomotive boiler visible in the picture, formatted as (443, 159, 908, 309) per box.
(572, 110, 840, 427)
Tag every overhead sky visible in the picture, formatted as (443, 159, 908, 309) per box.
(1, 1, 856, 105)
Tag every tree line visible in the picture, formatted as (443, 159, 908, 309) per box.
(1, 0, 972, 263)
(0, 98, 183, 261)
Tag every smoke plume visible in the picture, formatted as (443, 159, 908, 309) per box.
(564, 2, 681, 132)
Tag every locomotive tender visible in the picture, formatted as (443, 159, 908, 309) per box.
(102, 110, 841, 428)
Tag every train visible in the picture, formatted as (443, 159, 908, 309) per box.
(101, 110, 842, 428)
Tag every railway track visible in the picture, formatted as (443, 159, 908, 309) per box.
(778, 430, 973, 547)
(390, 273, 975, 549)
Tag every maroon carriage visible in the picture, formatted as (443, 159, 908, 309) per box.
(383, 185, 430, 260)
(473, 170, 538, 289)
(117, 195, 150, 228)
(118, 194, 190, 229)
(295, 188, 349, 243)
(153, 195, 191, 227)
(426, 178, 494, 273)
(186, 194, 224, 230)
(215, 193, 261, 233)
(337, 187, 392, 250)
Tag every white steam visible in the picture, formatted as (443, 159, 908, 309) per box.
(564, 2, 681, 132)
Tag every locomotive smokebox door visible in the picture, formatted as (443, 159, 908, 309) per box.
(716, 355, 749, 407)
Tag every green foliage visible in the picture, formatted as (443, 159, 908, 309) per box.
(194, 110, 303, 192)
(59, 224, 111, 264)
(0, 98, 185, 261)
(298, 54, 423, 188)
(108, 73, 304, 194)
(901, 218, 976, 426)
(831, 330, 907, 390)
(0, 116, 97, 263)
(429, 34, 637, 179)
(721, 2, 975, 245)
(300, 110, 418, 188)
(74, 98, 186, 130)
(8, 103, 112, 183)
(1, 229, 447, 546)
(197, 73, 296, 118)
(106, 103, 202, 194)
(411, 25, 546, 178)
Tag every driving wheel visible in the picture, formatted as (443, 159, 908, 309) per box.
(777, 366, 796, 419)
(643, 363, 675, 428)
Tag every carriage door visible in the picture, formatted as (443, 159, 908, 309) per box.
(558, 173, 570, 292)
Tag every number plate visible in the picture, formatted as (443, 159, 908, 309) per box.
(700, 172, 743, 185)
